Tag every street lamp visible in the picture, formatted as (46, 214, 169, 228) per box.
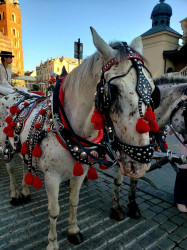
(74, 38, 83, 65)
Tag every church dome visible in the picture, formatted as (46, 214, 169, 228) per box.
(151, 0, 172, 18)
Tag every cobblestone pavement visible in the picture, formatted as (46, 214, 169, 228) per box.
(0, 136, 187, 250)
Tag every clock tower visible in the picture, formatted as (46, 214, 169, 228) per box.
(0, 0, 24, 74)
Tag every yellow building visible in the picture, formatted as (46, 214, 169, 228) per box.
(141, 0, 181, 77)
(0, 0, 24, 75)
(36, 56, 79, 83)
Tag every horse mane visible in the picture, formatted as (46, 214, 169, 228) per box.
(154, 76, 187, 86)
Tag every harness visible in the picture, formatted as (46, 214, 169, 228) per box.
(95, 43, 154, 163)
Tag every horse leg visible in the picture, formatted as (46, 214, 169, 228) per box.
(68, 171, 88, 245)
(6, 161, 21, 206)
(110, 169, 125, 221)
(45, 174, 61, 250)
(20, 161, 31, 204)
(127, 179, 141, 219)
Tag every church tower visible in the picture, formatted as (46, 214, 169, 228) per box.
(0, 0, 24, 74)
(141, 0, 181, 77)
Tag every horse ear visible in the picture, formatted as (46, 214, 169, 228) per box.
(130, 36, 143, 55)
(90, 26, 116, 62)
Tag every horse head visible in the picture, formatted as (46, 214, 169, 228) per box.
(90, 27, 155, 178)
(153, 76, 187, 141)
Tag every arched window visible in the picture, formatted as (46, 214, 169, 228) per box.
(161, 20, 164, 24)
(167, 67, 173, 73)
(12, 28, 16, 36)
(0, 14, 1, 21)
(12, 13, 16, 22)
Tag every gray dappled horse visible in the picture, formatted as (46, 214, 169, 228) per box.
(111, 76, 187, 219)
(0, 27, 155, 249)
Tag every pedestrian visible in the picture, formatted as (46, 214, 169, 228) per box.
(167, 126, 187, 213)
(0, 51, 18, 96)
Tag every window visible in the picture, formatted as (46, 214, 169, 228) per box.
(167, 67, 173, 73)
(161, 20, 164, 24)
(155, 21, 158, 25)
(12, 28, 16, 36)
(12, 13, 16, 22)
(0, 14, 1, 21)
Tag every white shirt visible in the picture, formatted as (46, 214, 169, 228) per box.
(0, 64, 15, 88)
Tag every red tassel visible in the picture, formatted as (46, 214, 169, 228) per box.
(99, 156, 109, 170)
(21, 142, 28, 154)
(164, 141, 168, 150)
(136, 118, 150, 133)
(5, 115, 12, 124)
(40, 109, 46, 115)
(35, 123, 41, 130)
(33, 175, 42, 188)
(88, 166, 98, 180)
(144, 107, 156, 122)
(91, 109, 104, 130)
(6, 128, 14, 137)
(25, 172, 34, 185)
(16, 109, 21, 114)
(3, 126, 8, 134)
(24, 102, 29, 107)
(9, 105, 18, 115)
(32, 144, 42, 157)
(10, 121, 16, 127)
(73, 161, 84, 176)
(149, 120, 159, 132)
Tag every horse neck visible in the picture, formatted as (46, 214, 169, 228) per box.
(63, 58, 102, 138)
(155, 83, 187, 128)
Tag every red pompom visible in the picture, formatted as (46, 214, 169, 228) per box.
(10, 121, 16, 127)
(24, 102, 29, 107)
(144, 107, 156, 122)
(35, 123, 41, 130)
(16, 109, 21, 114)
(3, 126, 8, 134)
(9, 105, 18, 115)
(33, 175, 42, 188)
(136, 118, 150, 133)
(6, 128, 14, 137)
(88, 166, 98, 180)
(73, 161, 84, 176)
(149, 120, 159, 132)
(25, 172, 34, 185)
(40, 109, 46, 115)
(5, 115, 12, 124)
(21, 142, 28, 154)
(32, 144, 42, 157)
(164, 141, 168, 150)
(91, 109, 104, 130)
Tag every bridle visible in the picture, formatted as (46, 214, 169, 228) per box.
(168, 90, 187, 146)
(95, 42, 155, 163)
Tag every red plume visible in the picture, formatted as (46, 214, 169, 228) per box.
(32, 144, 42, 157)
(73, 162, 84, 176)
(33, 175, 42, 188)
(88, 166, 98, 180)
(136, 118, 150, 133)
(21, 142, 28, 154)
(25, 172, 34, 185)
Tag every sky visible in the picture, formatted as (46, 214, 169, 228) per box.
(19, 0, 187, 72)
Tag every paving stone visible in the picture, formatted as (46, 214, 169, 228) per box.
(178, 238, 187, 249)
(150, 205, 164, 213)
(170, 215, 186, 226)
(160, 220, 178, 233)
(173, 226, 187, 239)
(141, 209, 156, 219)
(155, 237, 176, 249)
(152, 213, 168, 224)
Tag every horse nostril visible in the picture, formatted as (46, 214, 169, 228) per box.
(130, 162, 136, 174)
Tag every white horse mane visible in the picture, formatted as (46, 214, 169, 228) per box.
(154, 76, 187, 85)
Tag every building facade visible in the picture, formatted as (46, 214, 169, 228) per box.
(141, 0, 181, 77)
(0, 0, 24, 75)
(36, 56, 79, 83)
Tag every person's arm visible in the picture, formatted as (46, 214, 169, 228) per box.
(0, 65, 13, 89)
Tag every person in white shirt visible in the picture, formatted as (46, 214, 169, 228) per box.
(0, 51, 18, 96)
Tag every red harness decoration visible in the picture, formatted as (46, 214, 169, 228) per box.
(56, 77, 106, 180)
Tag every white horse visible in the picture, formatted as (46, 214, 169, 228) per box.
(111, 75, 187, 219)
(0, 27, 155, 249)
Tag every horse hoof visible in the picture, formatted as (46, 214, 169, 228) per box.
(10, 197, 22, 206)
(110, 207, 125, 221)
(68, 232, 84, 245)
(127, 202, 141, 219)
(21, 194, 31, 204)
